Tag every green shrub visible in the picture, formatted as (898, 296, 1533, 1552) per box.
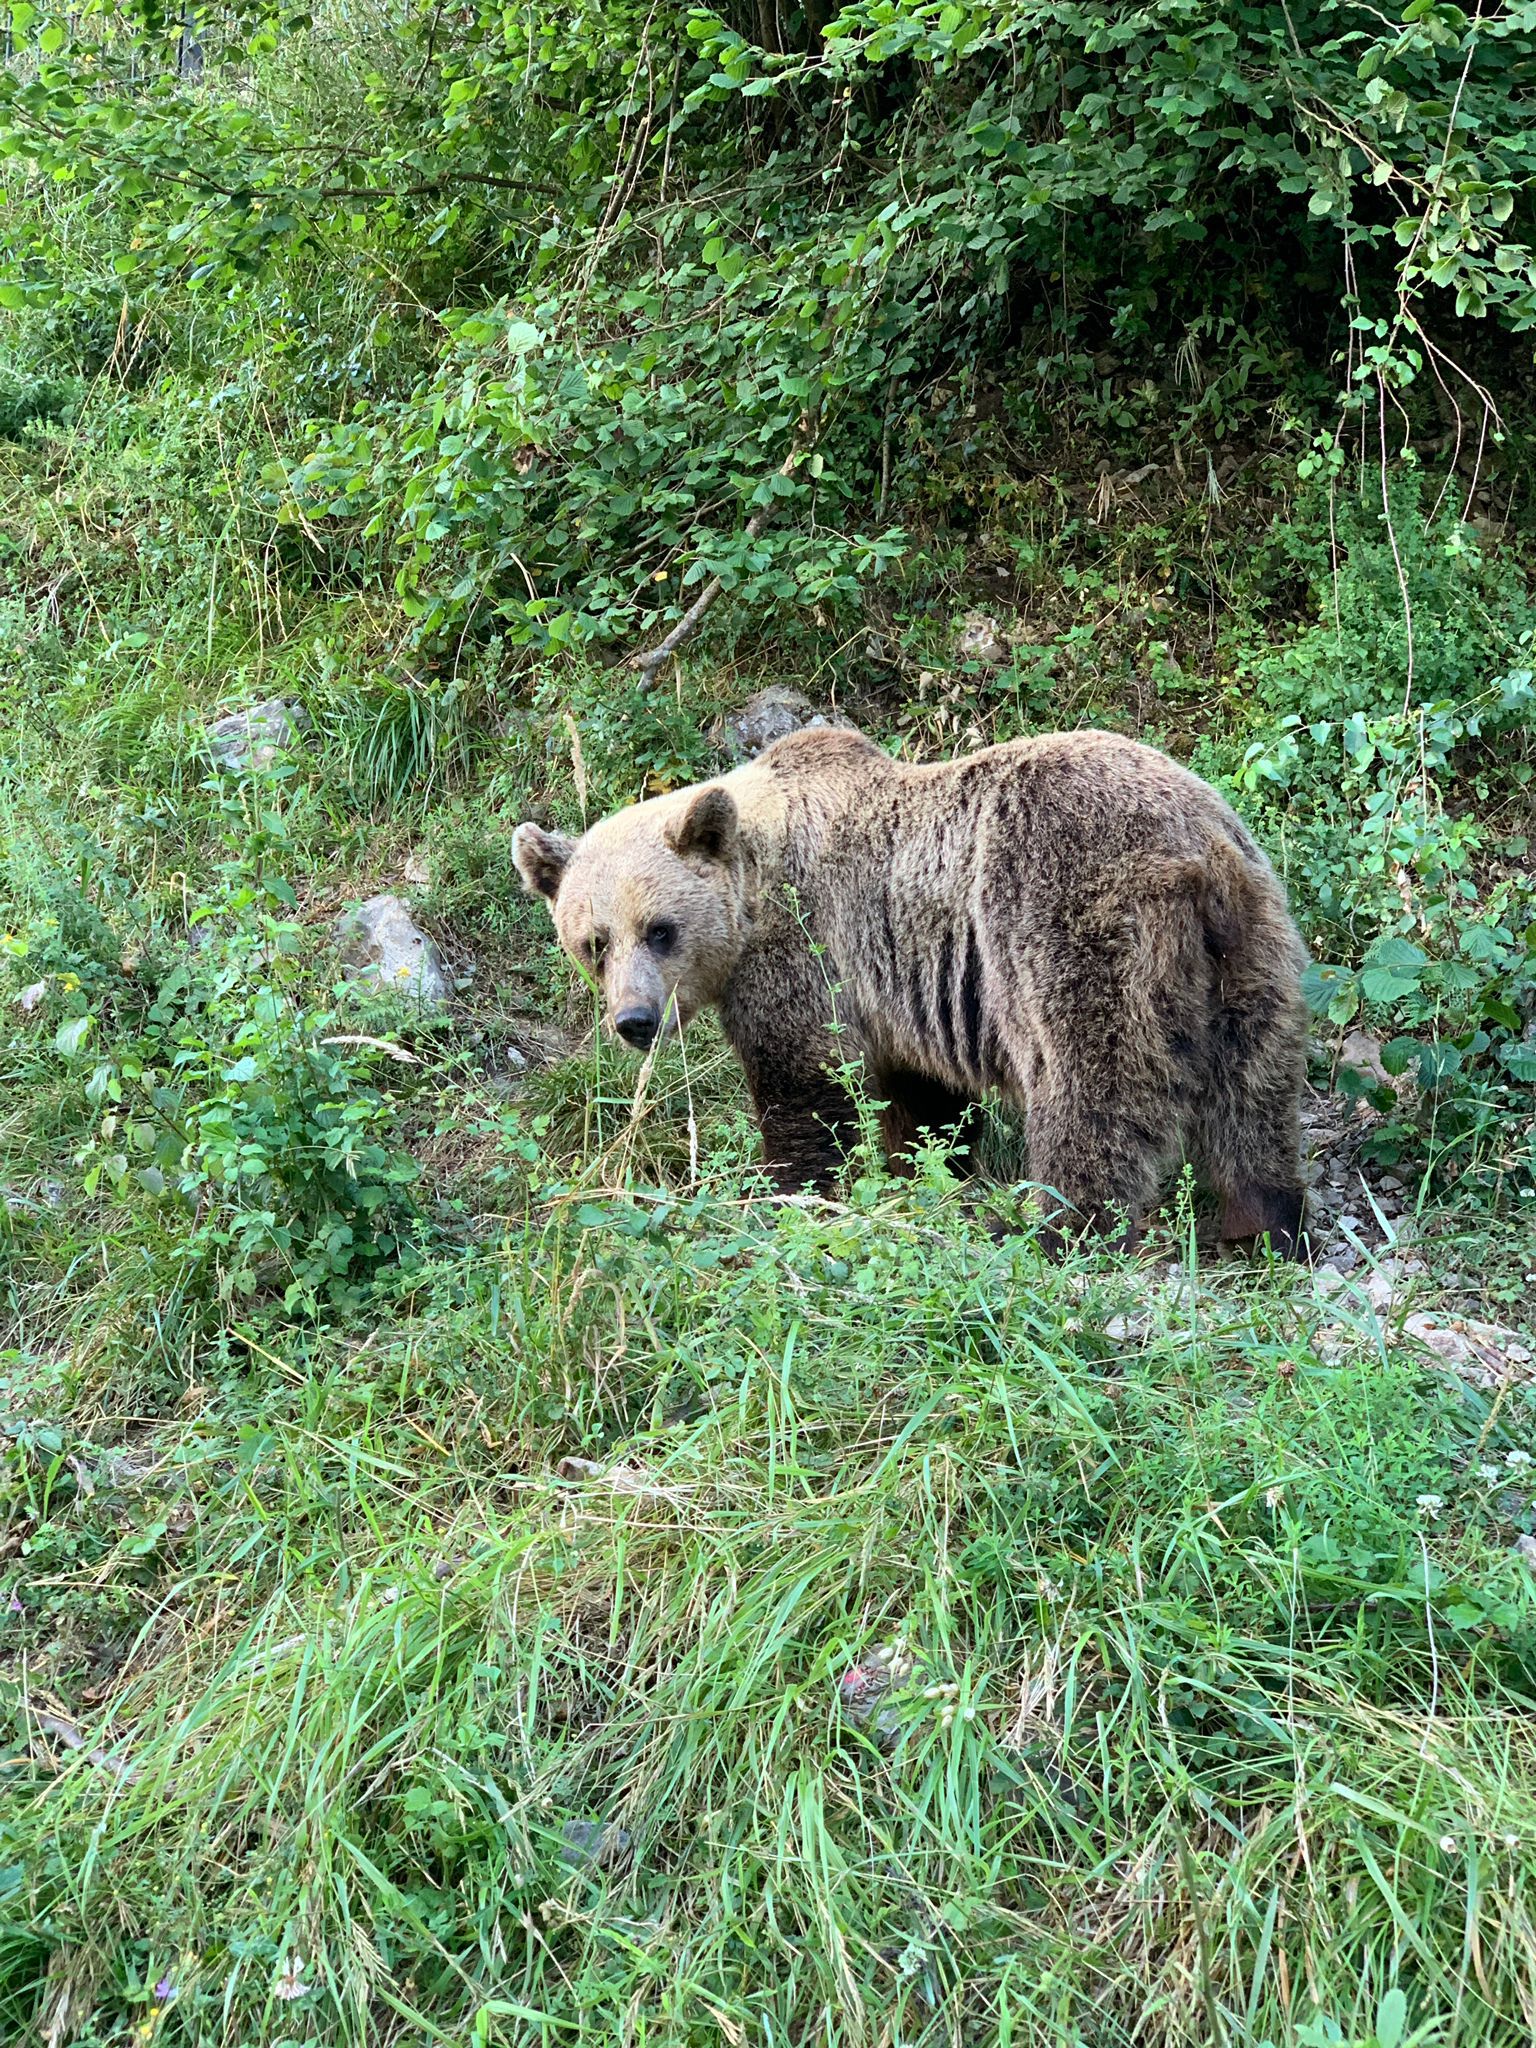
(0, 368, 79, 440)
(5, 775, 425, 1315)
(1232, 471, 1536, 1185)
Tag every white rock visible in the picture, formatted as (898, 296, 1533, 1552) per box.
(1340, 1029, 1392, 1088)
(953, 612, 1010, 665)
(334, 895, 450, 1006)
(722, 687, 823, 759)
(1400, 1311, 1534, 1384)
(1362, 1258, 1425, 1314)
(559, 1819, 633, 1872)
(402, 849, 431, 888)
(207, 698, 308, 772)
(15, 981, 46, 1013)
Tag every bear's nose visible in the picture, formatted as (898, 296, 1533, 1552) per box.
(615, 1006, 659, 1050)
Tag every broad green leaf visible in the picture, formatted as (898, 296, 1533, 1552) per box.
(55, 1014, 94, 1056)
(1375, 1987, 1407, 2048)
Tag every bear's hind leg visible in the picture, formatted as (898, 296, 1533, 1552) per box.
(1219, 1178, 1306, 1259)
(1022, 1088, 1169, 1253)
(876, 1070, 981, 1176)
(1193, 1025, 1309, 1261)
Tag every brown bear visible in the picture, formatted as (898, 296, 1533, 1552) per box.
(514, 725, 1310, 1255)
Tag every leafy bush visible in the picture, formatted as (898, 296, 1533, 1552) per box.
(0, 367, 77, 440)
(1226, 472, 1536, 1182)
(5, 776, 424, 1314)
(11, 1, 1536, 658)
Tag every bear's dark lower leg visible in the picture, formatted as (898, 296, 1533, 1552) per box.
(752, 1077, 859, 1194)
(1023, 1095, 1165, 1254)
(729, 1006, 864, 1195)
(1219, 1181, 1308, 1260)
(876, 1070, 980, 1176)
(1192, 981, 1309, 1261)
(1199, 1078, 1309, 1261)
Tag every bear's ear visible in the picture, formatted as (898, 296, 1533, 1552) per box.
(513, 821, 575, 901)
(668, 786, 738, 863)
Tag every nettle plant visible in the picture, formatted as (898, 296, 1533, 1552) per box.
(1237, 490, 1536, 1179)
(59, 775, 423, 1310)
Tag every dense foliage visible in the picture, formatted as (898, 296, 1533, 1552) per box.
(6, 0, 1536, 651)
(2, 0, 1536, 2042)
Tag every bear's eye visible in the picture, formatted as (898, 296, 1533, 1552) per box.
(585, 930, 609, 969)
(645, 919, 679, 956)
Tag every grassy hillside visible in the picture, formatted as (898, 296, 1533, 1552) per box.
(4, 2, 1536, 2042)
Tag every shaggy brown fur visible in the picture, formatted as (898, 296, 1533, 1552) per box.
(514, 726, 1310, 1256)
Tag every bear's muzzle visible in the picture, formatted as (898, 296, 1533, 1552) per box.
(614, 1005, 661, 1050)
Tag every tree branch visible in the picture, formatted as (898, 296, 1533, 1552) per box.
(627, 412, 819, 687)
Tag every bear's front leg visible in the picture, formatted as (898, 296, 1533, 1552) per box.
(742, 1050, 859, 1193)
(721, 926, 863, 1193)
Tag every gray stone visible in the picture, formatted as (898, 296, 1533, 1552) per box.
(721, 686, 830, 760)
(334, 895, 451, 1007)
(838, 1640, 918, 1749)
(3, 1178, 68, 1217)
(1401, 1311, 1534, 1383)
(953, 612, 1010, 666)
(207, 698, 309, 773)
(1361, 1256, 1426, 1315)
(1340, 1029, 1392, 1090)
(559, 1819, 633, 1872)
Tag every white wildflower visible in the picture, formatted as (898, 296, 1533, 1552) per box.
(274, 1955, 311, 2003)
(1506, 1450, 1533, 1469)
(1416, 1494, 1444, 1520)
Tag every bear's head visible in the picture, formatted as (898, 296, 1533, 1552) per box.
(513, 784, 749, 1052)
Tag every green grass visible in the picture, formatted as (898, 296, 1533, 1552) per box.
(5, 297, 1536, 2048)
(5, 1151, 1536, 2045)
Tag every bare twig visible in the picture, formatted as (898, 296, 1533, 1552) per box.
(1378, 372, 1416, 711)
(29, 1707, 139, 1780)
(876, 378, 895, 525)
(627, 412, 819, 686)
